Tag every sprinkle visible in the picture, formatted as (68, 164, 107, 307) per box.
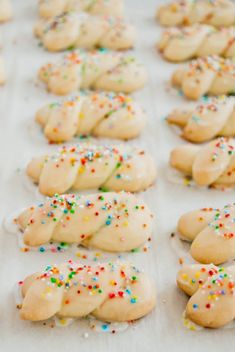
(130, 296, 137, 304)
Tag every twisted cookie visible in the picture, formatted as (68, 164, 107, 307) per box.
(158, 25, 235, 62)
(26, 144, 157, 196)
(167, 96, 235, 143)
(172, 56, 235, 100)
(38, 0, 124, 19)
(177, 264, 235, 328)
(35, 12, 136, 52)
(157, 0, 235, 27)
(16, 192, 153, 251)
(36, 92, 146, 142)
(178, 204, 235, 264)
(39, 50, 147, 95)
(19, 260, 156, 322)
(170, 137, 235, 187)
(0, 57, 5, 84)
(0, 0, 12, 23)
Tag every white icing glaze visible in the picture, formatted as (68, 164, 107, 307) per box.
(170, 232, 194, 264)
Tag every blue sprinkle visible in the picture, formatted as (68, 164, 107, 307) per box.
(102, 324, 109, 331)
(130, 298, 137, 304)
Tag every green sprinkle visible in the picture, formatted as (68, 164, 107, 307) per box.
(67, 45, 75, 51)
(99, 187, 109, 192)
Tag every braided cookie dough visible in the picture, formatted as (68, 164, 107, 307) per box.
(36, 92, 146, 143)
(170, 137, 235, 188)
(171, 56, 235, 100)
(0, 0, 12, 23)
(157, 0, 235, 28)
(16, 192, 153, 251)
(26, 144, 157, 196)
(38, 0, 124, 19)
(0, 57, 5, 84)
(167, 96, 235, 143)
(178, 204, 235, 264)
(177, 264, 235, 328)
(39, 50, 147, 95)
(19, 260, 156, 322)
(158, 25, 235, 62)
(35, 12, 136, 52)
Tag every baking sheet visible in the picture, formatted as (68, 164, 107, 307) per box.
(1, 1, 235, 351)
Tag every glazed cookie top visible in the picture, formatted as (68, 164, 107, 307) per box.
(167, 96, 235, 143)
(157, 0, 235, 27)
(19, 260, 156, 322)
(177, 263, 235, 328)
(39, 49, 147, 95)
(158, 25, 235, 62)
(35, 11, 136, 51)
(26, 143, 157, 195)
(17, 192, 153, 251)
(177, 203, 235, 264)
(170, 137, 235, 187)
(171, 55, 235, 99)
(36, 91, 146, 142)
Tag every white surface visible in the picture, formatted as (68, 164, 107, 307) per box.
(1, 1, 235, 351)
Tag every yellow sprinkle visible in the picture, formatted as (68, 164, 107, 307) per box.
(183, 178, 190, 186)
(182, 273, 188, 280)
(79, 112, 84, 120)
(83, 216, 89, 221)
(195, 272, 201, 278)
(110, 280, 116, 286)
(78, 166, 85, 174)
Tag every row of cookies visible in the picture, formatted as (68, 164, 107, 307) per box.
(1, 1, 158, 328)
(156, 0, 235, 330)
